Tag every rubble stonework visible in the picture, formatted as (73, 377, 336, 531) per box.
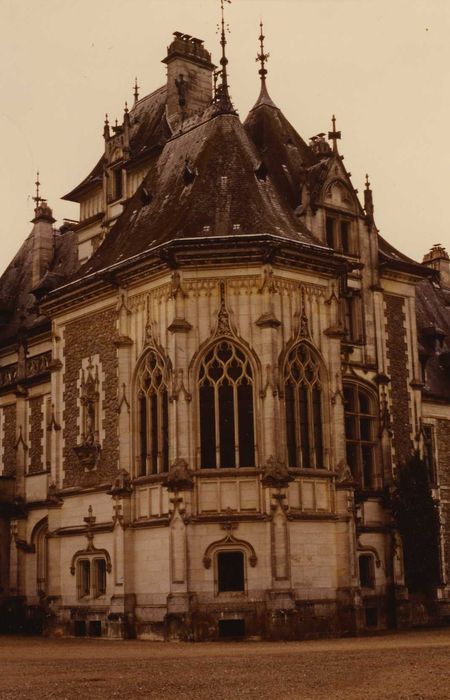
(62, 309, 119, 488)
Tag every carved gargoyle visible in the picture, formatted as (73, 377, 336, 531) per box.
(163, 458, 194, 492)
(261, 456, 294, 488)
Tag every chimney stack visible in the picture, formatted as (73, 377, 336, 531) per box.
(162, 32, 215, 126)
(422, 244, 450, 289)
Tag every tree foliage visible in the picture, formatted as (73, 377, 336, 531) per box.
(391, 451, 441, 593)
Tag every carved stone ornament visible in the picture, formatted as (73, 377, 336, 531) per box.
(108, 468, 132, 496)
(336, 459, 355, 485)
(261, 456, 294, 488)
(163, 458, 194, 492)
(73, 443, 101, 471)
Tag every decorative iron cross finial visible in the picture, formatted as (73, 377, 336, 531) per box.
(133, 76, 140, 103)
(328, 114, 341, 152)
(33, 170, 43, 207)
(365, 173, 370, 190)
(256, 20, 270, 83)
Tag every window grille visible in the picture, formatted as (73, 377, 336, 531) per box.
(137, 350, 169, 476)
(199, 341, 255, 469)
(344, 384, 377, 488)
(284, 343, 324, 468)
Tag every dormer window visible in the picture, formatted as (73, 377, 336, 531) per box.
(325, 215, 355, 255)
(113, 168, 123, 200)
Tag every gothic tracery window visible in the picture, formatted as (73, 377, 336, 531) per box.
(284, 343, 324, 469)
(136, 349, 169, 476)
(343, 383, 377, 489)
(199, 341, 255, 469)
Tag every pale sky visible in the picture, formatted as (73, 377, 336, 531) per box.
(1, 0, 449, 275)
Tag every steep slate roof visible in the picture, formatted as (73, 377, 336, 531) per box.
(244, 84, 318, 210)
(76, 108, 324, 279)
(63, 86, 170, 201)
(0, 228, 77, 344)
(416, 278, 450, 402)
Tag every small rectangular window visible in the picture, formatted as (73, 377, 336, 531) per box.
(77, 559, 90, 598)
(326, 217, 335, 248)
(341, 221, 351, 253)
(113, 168, 123, 200)
(93, 559, 107, 597)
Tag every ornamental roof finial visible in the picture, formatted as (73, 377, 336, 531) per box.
(33, 170, 42, 208)
(256, 20, 270, 85)
(214, 0, 234, 112)
(328, 114, 341, 153)
(133, 76, 140, 104)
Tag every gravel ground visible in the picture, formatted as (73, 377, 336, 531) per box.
(0, 629, 449, 700)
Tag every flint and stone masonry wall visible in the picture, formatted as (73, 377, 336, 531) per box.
(63, 308, 119, 488)
(385, 294, 412, 465)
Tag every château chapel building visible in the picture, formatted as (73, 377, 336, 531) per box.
(0, 22, 449, 640)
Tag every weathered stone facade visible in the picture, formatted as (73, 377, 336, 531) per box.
(0, 27, 449, 642)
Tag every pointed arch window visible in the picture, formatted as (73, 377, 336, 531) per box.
(343, 383, 377, 489)
(284, 343, 324, 469)
(136, 349, 169, 476)
(199, 341, 255, 469)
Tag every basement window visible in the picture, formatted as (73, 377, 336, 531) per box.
(217, 551, 245, 593)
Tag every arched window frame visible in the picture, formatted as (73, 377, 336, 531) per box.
(281, 341, 328, 470)
(193, 338, 259, 470)
(134, 347, 171, 477)
(343, 382, 379, 489)
(31, 517, 48, 597)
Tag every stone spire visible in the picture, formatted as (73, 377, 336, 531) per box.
(31, 173, 55, 289)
